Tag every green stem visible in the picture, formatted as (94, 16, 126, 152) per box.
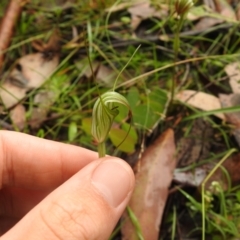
(170, 14, 185, 107)
(98, 141, 106, 158)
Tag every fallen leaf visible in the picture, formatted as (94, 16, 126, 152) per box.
(122, 129, 176, 240)
(219, 93, 240, 146)
(214, 0, 237, 21)
(174, 167, 207, 187)
(187, 5, 210, 21)
(176, 118, 213, 167)
(237, 4, 240, 21)
(202, 152, 240, 191)
(96, 64, 116, 86)
(29, 90, 56, 129)
(128, 1, 168, 30)
(0, 52, 59, 108)
(193, 17, 224, 31)
(15, 53, 59, 89)
(0, 81, 26, 108)
(75, 59, 99, 78)
(175, 90, 225, 120)
(105, 0, 143, 13)
(9, 103, 25, 130)
(224, 62, 240, 93)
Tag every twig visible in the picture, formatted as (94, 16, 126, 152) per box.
(0, 0, 24, 69)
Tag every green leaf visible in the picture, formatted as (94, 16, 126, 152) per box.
(133, 105, 157, 129)
(127, 87, 140, 109)
(122, 122, 138, 144)
(148, 88, 168, 112)
(68, 122, 78, 142)
(133, 88, 168, 129)
(109, 128, 135, 153)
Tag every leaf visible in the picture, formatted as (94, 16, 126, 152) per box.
(127, 1, 167, 30)
(9, 104, 26, 130)
(68, 122, 78, 142)
(0, 52, 59, 108)
(224, 62, 240, 94)
(131, 88, 167, 130)
(121, 129, 176, 240)
(122, 122, 138, 142)
(109, 128, 136, 153)
(219, 93, 240, 146)
(148, 87, 167, 112)
(82, 117, 92, 135)
(133, 104, 157, 129)
(175, 90, 225, 120)
(214, 0, 236, 21)
(127, 86, 140, 109)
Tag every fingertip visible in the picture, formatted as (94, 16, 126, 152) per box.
(92, 157, 135, 208)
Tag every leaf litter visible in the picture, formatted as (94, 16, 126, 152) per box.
(122, 129, 176, 240)
(1, 0, 240, 239)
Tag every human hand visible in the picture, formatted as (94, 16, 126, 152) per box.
(0, 131, 135, 240)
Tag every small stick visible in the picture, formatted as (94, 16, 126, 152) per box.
(0, 0, 24, 69)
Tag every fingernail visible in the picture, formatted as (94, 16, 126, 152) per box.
(91, 159, 134, 207)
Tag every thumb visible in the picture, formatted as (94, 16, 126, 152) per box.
(1, 157, 135, 240)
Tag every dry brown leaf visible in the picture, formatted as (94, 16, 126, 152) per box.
(237, 3, 240, 21)
(219, 93, 240, 146)
(128, 1, 168, 30)
(193, 0, 236, 31)
(176, 118, 213, 167)
(175, 90, 225, 120)
(193, 17, 224, 31)
(9, 103, 25, 130)
(0, 52, 59, 108)
(214, 0, 237, 20)
(174, 167, 207, 187)
(14, 53, 59, 89)
(75, 60, 116, 86)
(29, 90, 56, 128)
(75, 59, 99, 78)
(203, 153, 240, 191)
(105, 0, 145, 13)
(0, 81, 26, 108)
(121, 129, 176, 240)
(224, 62, 240, 93)
(96, 64, 116, 86)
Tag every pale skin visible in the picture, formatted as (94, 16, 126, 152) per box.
(0, 131, 135, 240)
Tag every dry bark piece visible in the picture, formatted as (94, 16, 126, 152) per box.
(122, 129, 176, 240)
(176, 118, 213, 167)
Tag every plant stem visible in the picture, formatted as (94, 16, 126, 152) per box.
(169, 14, 185, 109)
(98, 141, 106, 158)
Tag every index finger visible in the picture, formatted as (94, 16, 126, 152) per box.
(0, 131, 98, 190)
